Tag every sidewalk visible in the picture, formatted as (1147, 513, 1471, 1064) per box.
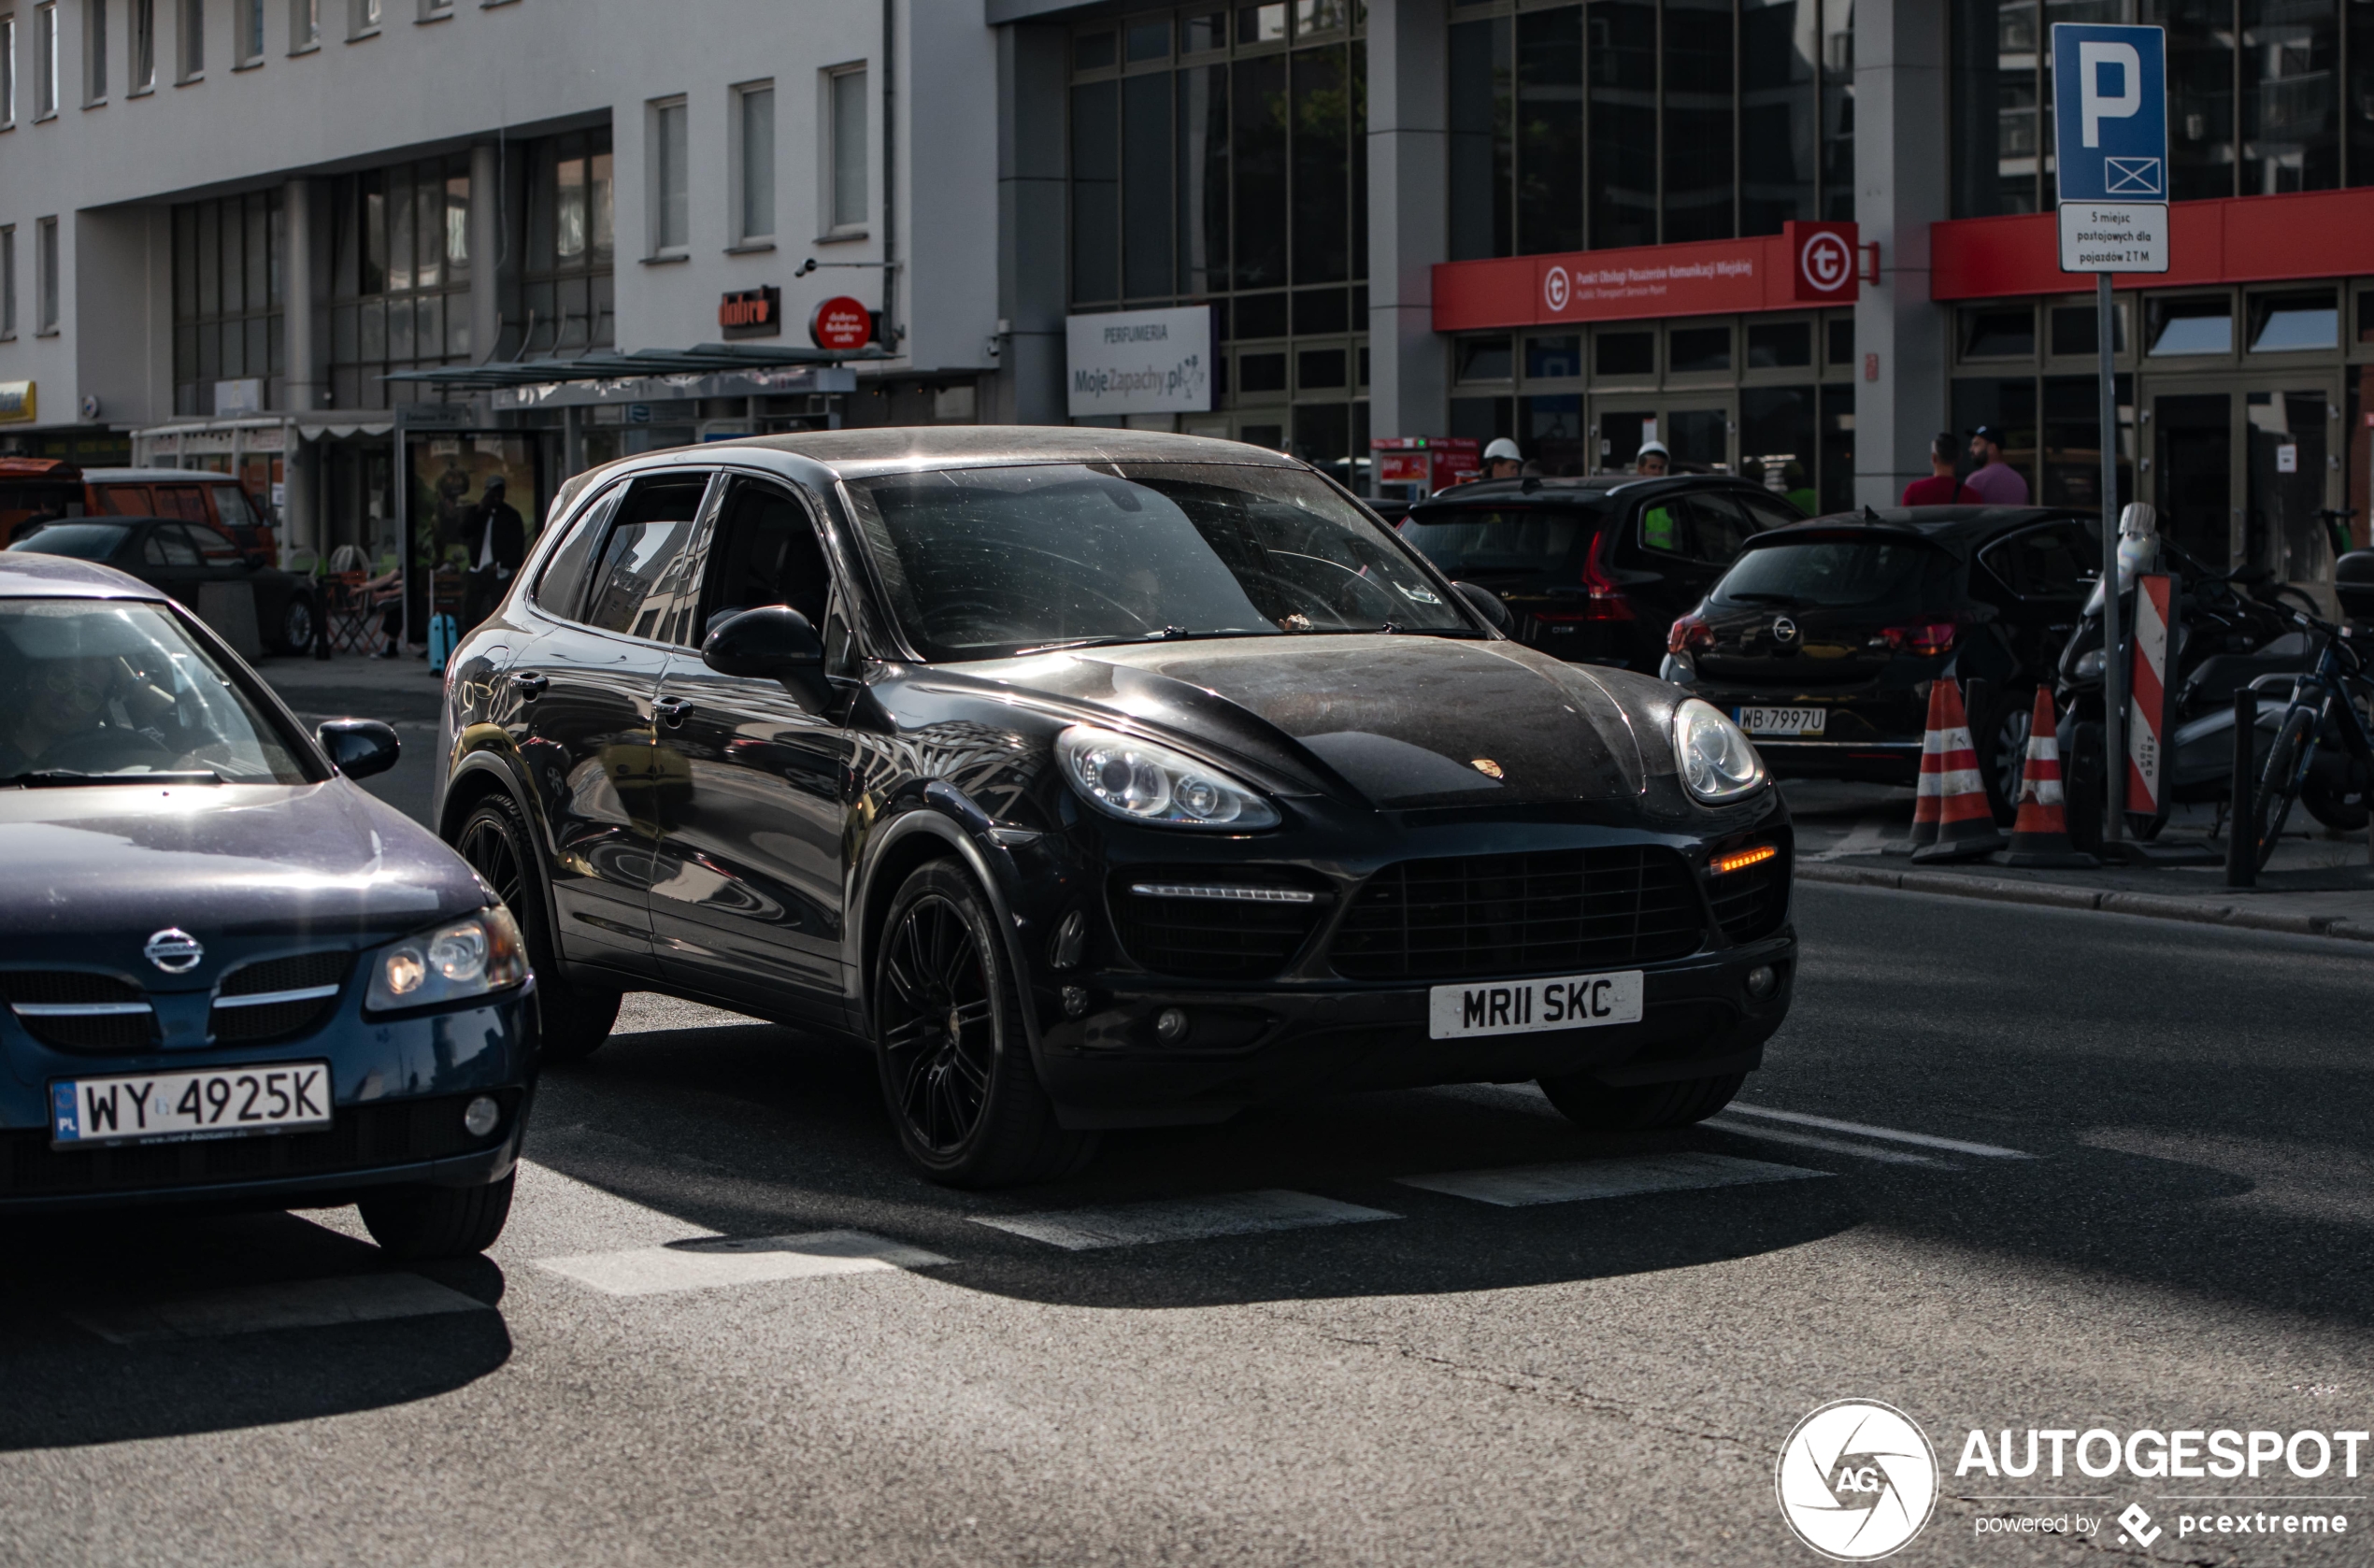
(1785, 781, 2374, 944)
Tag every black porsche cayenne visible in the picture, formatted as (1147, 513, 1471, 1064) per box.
(436, 430, 1795, 1187)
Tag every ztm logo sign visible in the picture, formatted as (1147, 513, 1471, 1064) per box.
(1799, 230, 1854, 296)
(1543, 264, 1572, 313)
(1776, 1400, 1939, 1561)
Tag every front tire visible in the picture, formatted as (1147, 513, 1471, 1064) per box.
(453, 793, 620, 1062)
(1536, 1071, 1744, 1132)
(1980, 686, 2036, 826)
(277, 594, 316, 656)
(2250, 707, 2316, 871)
(872, 861, 1094, 1188)
(359, 1172, 515, 1261)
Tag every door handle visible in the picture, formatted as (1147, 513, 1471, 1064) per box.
(654, 696, 693, 728)
(510, 671, 549, 698)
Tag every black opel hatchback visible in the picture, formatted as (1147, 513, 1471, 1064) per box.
(1666, 506, 2104, 818)
(437, 430, 1796, 1187)
(1399, 476, 1808, 673)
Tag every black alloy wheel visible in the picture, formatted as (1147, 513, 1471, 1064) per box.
(279, 595, 316, 656)
(1981, 686, 2036, 826)
(455, 793, 620, 1062)
(872, 862, 1094, 1188)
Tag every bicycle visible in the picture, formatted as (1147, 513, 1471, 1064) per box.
(2244, 605, 2374, 872)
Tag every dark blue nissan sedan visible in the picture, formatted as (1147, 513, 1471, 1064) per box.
(0, 554, 535, 1259)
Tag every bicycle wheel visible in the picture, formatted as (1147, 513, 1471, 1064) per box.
(2249, 707, 2317, 872)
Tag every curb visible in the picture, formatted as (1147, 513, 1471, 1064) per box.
(1797, 862, 2374, 943)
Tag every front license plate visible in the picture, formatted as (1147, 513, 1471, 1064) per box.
(50, 1062, 333, 1147)
(1428, 971, 1645, 1040)
(1736, 706, 1826, 737)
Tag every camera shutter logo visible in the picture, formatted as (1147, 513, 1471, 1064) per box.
(1775, 1400, 1938, 1561)
(1799, 230, 1854, 295)
(1543, 265, 1572, 314)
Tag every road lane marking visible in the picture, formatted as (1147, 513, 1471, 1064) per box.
(1395, 1150, 1825, 1206)
(534, 1230, 949, 1297)
(1701, 1117, 1948, 1166)
(1803, 819, 1893, 861)
(1725, 1103, 2036, 1159)
(69, 1273, 489, 1345)
(972, 1190, 1397, 1251)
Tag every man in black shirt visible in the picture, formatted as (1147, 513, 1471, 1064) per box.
(462, 476, 527, 632)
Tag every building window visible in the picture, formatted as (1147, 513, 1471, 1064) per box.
(292, 0, 318, 49)
(323, 159, 476, 407)
(0, 13, 14, 126)
(174, 190, 284, 412)
(649, 95, 689, 255)
(418, 0, 450, 17)
(348, 0, 378, 37)
(732, 79, 775, 244)
(522, 127, 614, 356)
(33, 2, 55, 117)
(177, 0, 199, 78)
(36, 214, 58, 333)
(827, 64, 867, 234)
(131, 0, 153, 89)
(237, 0, 264, 63)
(0, 225, 15, 337)
(81, 0, 102, 100)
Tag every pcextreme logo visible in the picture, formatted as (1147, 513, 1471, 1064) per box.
(1776, 1400, 1941, 1561)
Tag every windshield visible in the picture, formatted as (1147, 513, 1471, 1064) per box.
(844, 462, 1472, 661)
(8, 523, 129, 561)
(1714, 538, 1947, 609)
(1401, 506, 1593, 574)
(0, 600, 313, 785)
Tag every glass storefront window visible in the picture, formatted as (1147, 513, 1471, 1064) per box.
(1962, 306, 2037, 359)
(1747, 321, 1813, 368)
(1741, 0, 1818, 233)
(1597, 330, 1655, 378)
(171, 189, 284, 418)
(1668, 325, 1732, 373)
(2247, 288, 2339, 352)
(2147, 295, 2235, 356)
(2049, 301, 2127, 357)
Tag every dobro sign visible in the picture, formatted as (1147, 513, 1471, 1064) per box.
(1434, 220, 1859, 334)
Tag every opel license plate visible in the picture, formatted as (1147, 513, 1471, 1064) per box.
(50, 1062, 333, 1147)
(1428, 971, 1644, 1040)
(1736, 706, 1825, 737)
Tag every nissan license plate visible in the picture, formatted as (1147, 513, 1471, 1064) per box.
(1736, 706, 1826, 737)
(50, 1062, 333, 1147)
(1428, 971, 1644, 1040)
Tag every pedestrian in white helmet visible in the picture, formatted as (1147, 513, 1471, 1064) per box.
(1482, 437, 1523, 480)
(1635, 439, 1671, 477)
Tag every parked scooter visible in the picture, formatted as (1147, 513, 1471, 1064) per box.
(2052, 504, 2334, 840)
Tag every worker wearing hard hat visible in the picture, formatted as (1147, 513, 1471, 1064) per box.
(1635, 440, 1671, 477)
(1482, 437, 1523, 479)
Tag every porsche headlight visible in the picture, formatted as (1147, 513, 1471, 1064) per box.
(1671, 698, 1767, 804)
(365, 905, 530, 1012)
(2073, 648, 2107, 679)
(1055, 725, 1280, 830)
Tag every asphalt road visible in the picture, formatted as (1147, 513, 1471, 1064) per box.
(2, 883, 2367, 1567)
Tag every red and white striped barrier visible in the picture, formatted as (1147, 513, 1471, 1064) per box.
(2126, 572, 2176, 818)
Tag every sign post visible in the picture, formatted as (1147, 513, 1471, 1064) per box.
(2052, 21, 2167, 847)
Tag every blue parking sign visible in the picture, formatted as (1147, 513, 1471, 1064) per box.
(2052, 24, 2167, 202)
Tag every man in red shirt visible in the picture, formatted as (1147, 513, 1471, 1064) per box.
(1900, 434, 1979, 506)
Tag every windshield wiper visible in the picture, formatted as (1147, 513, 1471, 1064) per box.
(1009, 628, 1261, 656)
(1, 770, 226, 789)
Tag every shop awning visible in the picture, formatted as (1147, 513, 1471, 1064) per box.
(380, 342, 891, 392)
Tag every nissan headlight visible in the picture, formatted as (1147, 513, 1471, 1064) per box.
(1671, 698, 1767, 804)
(1055, 725, 1280, 830)
(365, 906, 530, 1012)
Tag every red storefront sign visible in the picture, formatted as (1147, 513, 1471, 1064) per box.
(1931, 188, 2374, 300)
(1372, 435, 1479, 490)
(1432, 221, 1858, 334)
(808, 296, 875, 351)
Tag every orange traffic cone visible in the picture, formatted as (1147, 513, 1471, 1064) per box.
(1909, 679, 2006, 862)
(1995, 688, 2098, 868)
(1907, 679, 1948, 850)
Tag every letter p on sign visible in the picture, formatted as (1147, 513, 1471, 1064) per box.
(2080, 41, 2141, 148)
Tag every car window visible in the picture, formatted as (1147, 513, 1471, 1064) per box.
(1397, 507, 1590, 574)
(533, 487, 620, 620)
(142, 526, 203, 566)
(153, 485, 210, 522)
(0, 599, 314, 784)
(1736, 492, 1805, 534)
(580, 474, 713, 641)
(1686, 494, 1756, 563)
(1980, 520, 2102, 600)
(179, 523, 244, 566)
(212, 485, 261, 532)
(9, 523, 132, 561)
(1716, 537, 1954, 609)
(95, 485, 152, 516)
(700, 477, 832, 644)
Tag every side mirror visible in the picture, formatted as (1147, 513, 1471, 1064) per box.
(318, 718, 401, 780)
(1452, 580, 1513, 634)
(703, 604, 825, 679)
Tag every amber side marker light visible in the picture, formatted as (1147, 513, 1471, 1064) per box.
(1710, 844, 1780, 876)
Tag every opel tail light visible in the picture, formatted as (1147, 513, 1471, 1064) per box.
(1875, 622, 1957, 657)
(1668, 610, 1713, 655)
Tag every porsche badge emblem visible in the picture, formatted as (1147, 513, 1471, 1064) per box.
(1471, 759, 1504, 778)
